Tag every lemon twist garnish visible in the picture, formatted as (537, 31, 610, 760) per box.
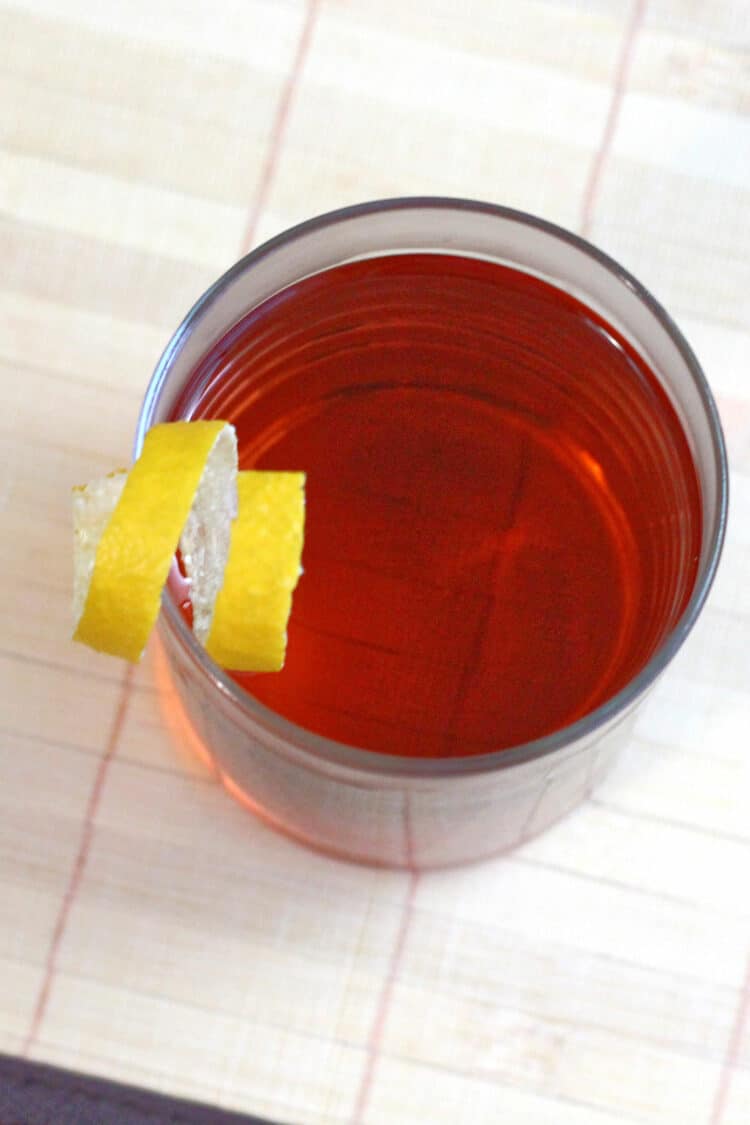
(206, 471, 305, 672)
(72, 421, 305, 669)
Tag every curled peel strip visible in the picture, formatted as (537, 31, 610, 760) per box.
(205, 471, 305, 672)
(73, 421, 237, 662)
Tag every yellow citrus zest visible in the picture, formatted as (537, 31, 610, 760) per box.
(73, 421, 236, 662)
(205, 471, 306, 672)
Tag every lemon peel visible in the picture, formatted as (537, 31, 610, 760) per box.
(206, 471, 306, 672)
(73, 421, 237, 661)
(72, 422, 305, 672)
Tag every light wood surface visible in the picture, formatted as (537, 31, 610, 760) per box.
(1, 2, 749, 1122)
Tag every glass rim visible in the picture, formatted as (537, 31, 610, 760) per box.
(136, 196, 729, 779)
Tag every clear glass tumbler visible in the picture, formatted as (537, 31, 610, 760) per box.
(136, 198, 727, 868)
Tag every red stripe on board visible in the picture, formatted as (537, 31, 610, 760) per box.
(351, 884, 419, 1123)
(579, 0, 646, 238)
(23, 0, 317, 1064)
(351, 6, 650, 1115)
(710, 951, 750, 1124)
(350, 798, 419, 1124)
(238, 0, 321, 256)
(21, 667, 134, 1056)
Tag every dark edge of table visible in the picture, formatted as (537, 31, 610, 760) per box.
(0, 1053, 288, 1124)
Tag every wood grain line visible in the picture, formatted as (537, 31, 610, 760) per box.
(238, 0, 320, 256)
(579, 0, 647, 238)
(350, 798, 418, 1124)
(350, 881, 419, 1124)
(590, 796, 750, 849)
(20, 666, 134, 1057)
(710, 949, 750, 1124)
(0, 645, 152, 690)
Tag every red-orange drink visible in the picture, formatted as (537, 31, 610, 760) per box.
(171, 252, 701, 758)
